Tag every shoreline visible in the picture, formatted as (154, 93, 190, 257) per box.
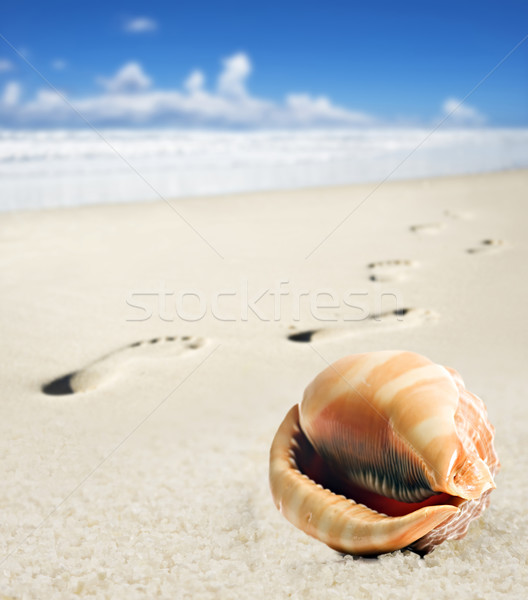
(2, 126, 527, 213)
(2, 166, 527, 217)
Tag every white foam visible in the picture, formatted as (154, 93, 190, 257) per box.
(1, 128, 527, 211)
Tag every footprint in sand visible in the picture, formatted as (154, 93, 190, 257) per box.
(367, 259, 417, 282)
(42, 335, 207, 395)
(409, 222, 445, 235)
(466, 239, 506, 255)
(287, 307, 437, 343)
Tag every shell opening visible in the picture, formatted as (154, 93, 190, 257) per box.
(293, 418, 462, 518)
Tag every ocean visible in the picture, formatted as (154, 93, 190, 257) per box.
(1, 128, 527, 212)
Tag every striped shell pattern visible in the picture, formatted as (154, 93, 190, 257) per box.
(269, 351, 499, 555)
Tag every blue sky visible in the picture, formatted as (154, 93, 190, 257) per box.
(0, 1, 526, 128)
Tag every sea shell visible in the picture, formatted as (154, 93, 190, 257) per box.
(269, 351, 499, 555)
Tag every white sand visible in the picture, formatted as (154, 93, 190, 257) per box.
(0, 170, 526, 598)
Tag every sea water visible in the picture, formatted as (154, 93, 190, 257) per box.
(1, 128, 527, 212)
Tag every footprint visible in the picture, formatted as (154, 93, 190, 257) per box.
(287, 307, 437, 343)
(466, 239, 506, 255)
(42, 335, 207, 395)
(367, 259, 417, 282)
(409, 222, 445, 235)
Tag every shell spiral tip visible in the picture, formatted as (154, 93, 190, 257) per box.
(450, 457, 495, 500)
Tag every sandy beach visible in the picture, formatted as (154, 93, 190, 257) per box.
(1, 169, 526, 598)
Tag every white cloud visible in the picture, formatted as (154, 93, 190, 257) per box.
(0, 59, 14, 73)
(0, 53, 375, 128)
(97, 62, 152, 94)
(124, 17, 158, 33)
(284, 94, 371, 125)
(218, 53, 252, 97)
(442, 97, 486, 125)
(2, 81, 21, 106)
(51, 59, 67, 71)
(184, 70, 205, 94)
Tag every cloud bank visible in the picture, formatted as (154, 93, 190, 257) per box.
(0, 52, 486, 129)
(0, 53, 373, 128)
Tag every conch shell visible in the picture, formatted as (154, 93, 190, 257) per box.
(269, 351, 499, 555)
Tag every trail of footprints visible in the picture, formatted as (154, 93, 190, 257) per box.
(42, 335, 206, 395)
(371, 208, 506, 288)
(410, 213, 507, 255)
(44, 313, 440, 395)
(316, 209, 509, 345)
(42, 210, 508, 393)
